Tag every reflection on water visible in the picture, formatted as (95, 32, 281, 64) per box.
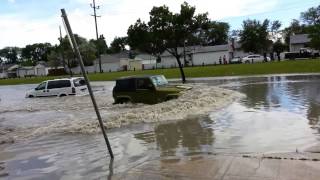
(1, 75, 320, 179)
(233, 76, 320, 126)
(135, 117, 214, 157)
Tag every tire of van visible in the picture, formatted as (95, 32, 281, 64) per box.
(59, 94, 67, 97)
(116, 98, 130, 104)
(28, 95, 34, 98)
(166, 95, 178, 101)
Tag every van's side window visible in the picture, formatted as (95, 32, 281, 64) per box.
(136, 78, 152, 89)
(36, 82, 46, 90)
(116, 79, 135, 91)
(47, 80, 71, 89)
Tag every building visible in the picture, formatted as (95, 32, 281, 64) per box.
(17, 66, 35, 77)
(70, 51, 130, 74)
(70, 51, 158, 73)
(157, 42, 248, 68)
(290, 34, 311, 52)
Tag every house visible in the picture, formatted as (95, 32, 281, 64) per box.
(17, 66, 35, 77)
(34, 62, 47, 76)
(70, 51, 130, 74)
(157, 42, 248, 68)
(117, 53, 157, 71)
(0, 64, 12, 79)
(290, 34, 311, 52)
(7, 64, 20, 78)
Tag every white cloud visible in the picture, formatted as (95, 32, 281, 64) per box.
(7, 0, 15, 3)
(0, 0, 279, 48)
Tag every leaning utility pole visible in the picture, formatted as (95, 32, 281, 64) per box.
(90, 0, 102, 73)
(61, 8, 114, 159)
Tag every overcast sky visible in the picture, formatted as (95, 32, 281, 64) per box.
(0, 0, 318, 49)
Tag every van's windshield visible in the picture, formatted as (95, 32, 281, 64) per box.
(73, 78, 86, 87)
(151, 75, 168, 86)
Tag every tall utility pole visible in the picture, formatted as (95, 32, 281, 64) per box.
(90, 0, 102, 73)
(61, 9, 114, 159)
(59, 26, 66, 74)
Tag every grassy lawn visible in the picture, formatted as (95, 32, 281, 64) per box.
(1, 59, 320, 85)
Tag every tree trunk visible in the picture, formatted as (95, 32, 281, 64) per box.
(175, 55, 186, 83)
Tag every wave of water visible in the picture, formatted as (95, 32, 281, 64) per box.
(30, 85, 244, 135)
(1, 84, 244, 138)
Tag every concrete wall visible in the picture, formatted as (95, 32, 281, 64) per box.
(157, 50, 230, 68)
(101, 63, 120, 72)
(71, 62, 120, 74)
(17, 69, 35, 77)
(157, 56, 181, 68)
(143, 64, 155, 70)
(290, 44, 305, 52)
(192, 51, 229, 66)
(129, 61, 142, 71)
(35, 67, 46, 76)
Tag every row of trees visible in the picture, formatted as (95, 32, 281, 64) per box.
(1, 2, 319, 82)
(125, 3, 320, 82)
(238, 4, 320, 55)
(0, 34, 128, 68)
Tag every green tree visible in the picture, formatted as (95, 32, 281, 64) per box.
(307, 25, 320, 50)
(272, 39, 287, 60)
(301, 5, 320, 50)
(128, 2, 214, 83)
(109, 37, 127, 54)
(204, 21, 230, 45)
(21, 43, 52, 65)
(79, 41, 97, 66)
(0, 47, 19, 64)
(48, 48, 61, 69)
(59, 34, 96, 68)
(270, 20, 282, 41)
(90, 34, 108, 55)
(301, 5, 320, 25)
(282, 19, 308, 46)
(239, 19, 271, 54)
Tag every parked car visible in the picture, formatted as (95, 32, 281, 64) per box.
(242, 55, 270, 63)
(229, 57, 242, 64)
(26, 77, 87, 98)
(113, 75, 191, 104)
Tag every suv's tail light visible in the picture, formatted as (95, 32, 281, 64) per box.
(72, 87, 76, 93)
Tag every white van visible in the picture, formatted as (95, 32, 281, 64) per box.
(26, 77, 87, 98)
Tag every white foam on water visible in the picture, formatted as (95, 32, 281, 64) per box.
(29, 85, 244, 135)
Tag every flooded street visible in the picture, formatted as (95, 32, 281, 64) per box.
(1, 74, 320, 179)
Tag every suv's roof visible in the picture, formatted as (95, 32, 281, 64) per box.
(47, 77, 83, 82)
(116, 75, 161, 80)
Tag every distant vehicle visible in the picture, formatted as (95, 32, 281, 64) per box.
(229, 57, 242, 64)
(26, 77, 87, 98)
(284, 48, 320, 60)
(112, 75, 191, 104)
(242, 54, 270, 63)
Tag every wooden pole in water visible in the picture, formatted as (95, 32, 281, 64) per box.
(60, 9, 114, 159)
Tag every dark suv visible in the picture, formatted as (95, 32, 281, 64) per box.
(112, 75, 191, 104)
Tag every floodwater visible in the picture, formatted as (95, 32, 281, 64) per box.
(0, 74, 320, 179)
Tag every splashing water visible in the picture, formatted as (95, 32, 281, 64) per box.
(29, 85, 243, 135)
(0, 84, 243, 138)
